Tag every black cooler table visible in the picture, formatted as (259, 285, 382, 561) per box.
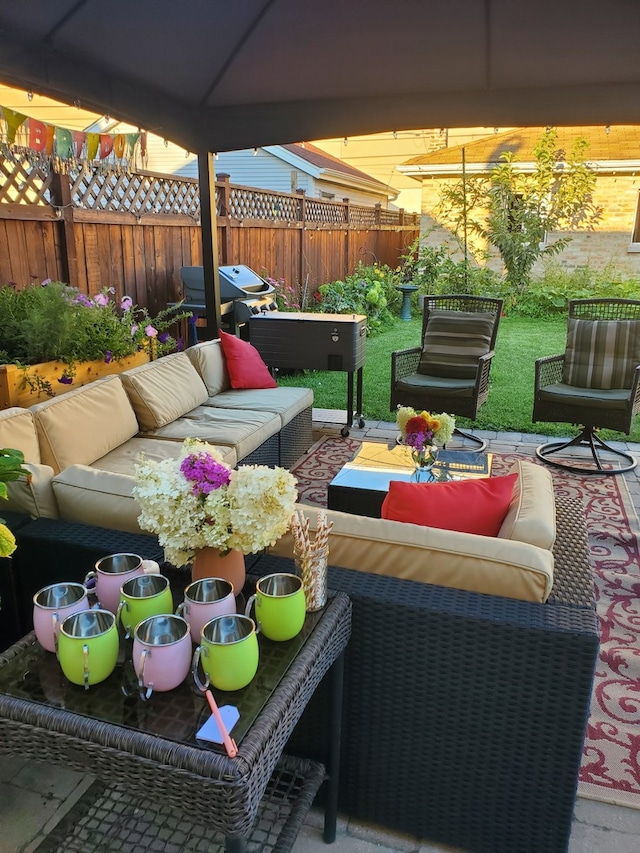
(250, 311, 367, 436)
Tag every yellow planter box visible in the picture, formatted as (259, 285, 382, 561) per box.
(0, 350, 151, 410)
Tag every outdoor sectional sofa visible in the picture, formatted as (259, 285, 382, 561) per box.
(0, 339, 314, 533)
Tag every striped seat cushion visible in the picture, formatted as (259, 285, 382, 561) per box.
(417, 310, 495, 379)
(562, 318, 640, 389)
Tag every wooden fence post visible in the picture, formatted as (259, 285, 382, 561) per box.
(296, 189, 307, 296)
(216, 173, 233, 264)
(49, 171, 79, 288)
(342, 197, 351, 278)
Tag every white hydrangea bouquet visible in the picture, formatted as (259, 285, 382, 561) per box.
(133, 438, 298, 567)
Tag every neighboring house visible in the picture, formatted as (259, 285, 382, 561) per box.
(398, 126, 640, 277)
(171, 141, 398, 208)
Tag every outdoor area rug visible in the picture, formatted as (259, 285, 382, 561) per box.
(291, 435, 640, 809)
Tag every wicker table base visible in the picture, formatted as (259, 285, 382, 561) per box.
(35, 755, 324, 853)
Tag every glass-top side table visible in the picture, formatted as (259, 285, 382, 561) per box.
(0, 578, 351, 852)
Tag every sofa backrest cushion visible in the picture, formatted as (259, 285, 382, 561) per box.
(218, 330, 277, 389)
(498, 460, 556, 549)
(271, 503, 554, 603)
(381, 473, 517, 537)
(4, 462, 59, 519)
(52, 465, 143, 534)
(185, 340, 231, 397)
(417, 309, 494, 379)
(31, 377, 139, 474)
(0, 407, 41, 462)
(120, 352, 209, 430)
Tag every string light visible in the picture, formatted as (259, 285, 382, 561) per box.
(253, 147, 258, 155)
(27, 91, 33, 101)
(343, 137, 348, 146)
(392, 131, 398, 139)
(164, 139, 169, 147)
(74, 99, 81, 109)
(605, 125, 611, 134)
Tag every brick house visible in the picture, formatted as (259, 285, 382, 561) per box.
(398, 126, 640, 279)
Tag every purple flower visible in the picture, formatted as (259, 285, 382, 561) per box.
(104, 351, 113, 364)
(73, 294, 93, 307)
(120, 296, 133, 311)
(158, 332, 170, 344)
(180, 453, 231, 497)
(130, 324, 139, 336)
(93, 293, 109, 307)
(57, 374, 73, 385)
(40, 278, 52, 286)
(188, 314, 198, 325)
(176, 337, 184, 351)
(145, 325, 158, 338)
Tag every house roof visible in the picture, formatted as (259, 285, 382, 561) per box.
(274, 142, 396, 198)
(400, 126, 640, 174)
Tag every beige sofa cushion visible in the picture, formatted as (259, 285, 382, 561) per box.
(91, 436, 237, 473)
(271, 503, 554, 603)
(121, 352, 209, 430)
(31, 377, 139, 474)
(498, 460, 556, 549)
(203, 386, 313, 427)
(0, 407, 41, 462)
(52, 465, 143, 534)
(144, 406, 280, 462)
(5, 462, 59, 519)
(186, 340, 231, 396)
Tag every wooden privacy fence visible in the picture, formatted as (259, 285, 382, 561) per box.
(0, 157, 419, 314)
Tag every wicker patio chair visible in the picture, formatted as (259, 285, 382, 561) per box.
(390, 294, 503, 451)
(533, 297, 640, 474)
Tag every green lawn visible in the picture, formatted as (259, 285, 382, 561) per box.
(276, 314, 640, 442)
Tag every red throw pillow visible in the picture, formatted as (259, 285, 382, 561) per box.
(218, 330, 277, 389)
(380, 473, 518, 537)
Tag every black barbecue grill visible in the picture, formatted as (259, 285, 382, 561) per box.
(179, 265, 277, 339)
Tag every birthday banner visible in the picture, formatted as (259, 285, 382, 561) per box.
(0, 105, 147, 172)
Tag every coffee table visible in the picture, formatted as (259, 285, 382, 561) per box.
(0, 571, 351, 852)
(328, 441, 492, 518)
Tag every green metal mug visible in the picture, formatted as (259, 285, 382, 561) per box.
(116, 574, 174, 637)
(244, 573, 306, 641)
(192, 614, 259, 692)
(57, 609, 119, 690)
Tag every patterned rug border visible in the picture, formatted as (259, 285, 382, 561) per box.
(291, 435, 640, 809)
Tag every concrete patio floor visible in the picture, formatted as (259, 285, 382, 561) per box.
(2, 410, 640, 852)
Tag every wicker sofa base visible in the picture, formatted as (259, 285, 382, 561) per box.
(262, 497, 600, 853)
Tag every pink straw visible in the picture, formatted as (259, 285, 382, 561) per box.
(204, 689, 238, 757)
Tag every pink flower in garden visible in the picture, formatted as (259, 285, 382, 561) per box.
(121, 296, 133, 311)
(41, 278, 52, 286)
(130, 324, 139, 336)
(93, 293, 109, 307)
(145, 325, 158, 338)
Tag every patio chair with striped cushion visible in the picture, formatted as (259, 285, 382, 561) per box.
(390, 295, 503, 451)
(533, 298, 640, 474)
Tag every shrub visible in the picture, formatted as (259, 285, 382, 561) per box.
(311, 262, 401, 334)
(0, 280, 188, 369)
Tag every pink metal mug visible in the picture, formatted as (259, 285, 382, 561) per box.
(33, 582, 91, 653)
(83, 553, 159, 613)
(175, 577, 236, 643)
(133, 614, 192, 699)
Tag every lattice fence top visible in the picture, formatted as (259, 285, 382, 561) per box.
(226, 186, 300, 221)
(0, 157, 52, 205)
(0, 160, 418, 226)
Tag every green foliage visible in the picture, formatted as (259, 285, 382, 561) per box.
(0, 447, 30, 524)
(438, 128, 602, 293)
(311, 261, 401, 334)
(398, 237, 503, 299)
(0, 281, 189, 369)
(510, 261, 640, 317)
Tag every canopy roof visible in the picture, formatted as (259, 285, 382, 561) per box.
(1, 0, 639, 153)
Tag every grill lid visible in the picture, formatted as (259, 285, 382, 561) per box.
(180, 265, 274, 302)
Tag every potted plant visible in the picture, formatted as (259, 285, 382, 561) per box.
(0, 281, 189, 408)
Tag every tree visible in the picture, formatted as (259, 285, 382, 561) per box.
(437, 128, 602, 294)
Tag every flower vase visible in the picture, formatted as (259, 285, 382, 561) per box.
(411, 444, 438, 483)
(191, 548, 246, 595)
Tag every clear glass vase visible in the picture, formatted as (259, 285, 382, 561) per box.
(411, 444, 438, 483)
